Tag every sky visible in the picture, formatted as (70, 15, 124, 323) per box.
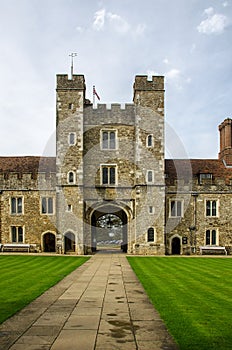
(0, 0, 231, 159)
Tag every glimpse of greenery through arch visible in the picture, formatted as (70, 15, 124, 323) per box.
(96, 214, 123, 246)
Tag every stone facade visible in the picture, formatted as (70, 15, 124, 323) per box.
(0, 72, 232, 255)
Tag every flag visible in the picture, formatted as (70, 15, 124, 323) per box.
(93, 85, 100, 100)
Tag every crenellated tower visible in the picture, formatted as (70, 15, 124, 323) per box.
(132, 75, 165, 253)
(56, 74, 86, 254)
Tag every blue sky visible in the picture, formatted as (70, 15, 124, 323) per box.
(0, 0, 231, 158)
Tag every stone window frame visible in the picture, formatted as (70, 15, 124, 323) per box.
(100, 129, 118, 150)
(67, 171, 76, 184)
(10, 196, 24, 215)
(67, 204, 73, 212)
(147, 227, 155, 242)
(205, 228, 218, 246)
(41, 197, 55, 215)
(68, 103, 74, 110)
(169, 199, 183, 218)
(68, 132, 76, 146)
(146, 170, 154, 184)
(199, 173, 213, 185)
(100, 164, 118, 186)
(146, 134, 154, 148)
(10, 225, 24, 243)
(205, 199, 219, 217)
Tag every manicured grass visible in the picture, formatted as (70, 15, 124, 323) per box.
(0, 255, 89, 324)
(127, 257, 232, 350)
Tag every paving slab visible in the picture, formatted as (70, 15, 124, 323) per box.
(0, 253, 179, 349)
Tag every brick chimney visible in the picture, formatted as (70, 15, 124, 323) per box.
(219, 118, 232, 166)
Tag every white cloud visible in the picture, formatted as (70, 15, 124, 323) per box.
(92, 8, 145, 36)
(93, 8, 105, 31)
(197, 7, 228, 34)
(163, 58, 169, 65)
(166, 68, 180, 79)
(106, 12, 130, 33)
(223, 1, 229, 7)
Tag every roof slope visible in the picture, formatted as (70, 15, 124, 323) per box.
(165, 159, 232, 183)
(0, 156, 56, 173)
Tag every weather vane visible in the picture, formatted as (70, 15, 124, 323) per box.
(69, 53, 77, 79)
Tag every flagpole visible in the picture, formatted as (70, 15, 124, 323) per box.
(93, 86, 95, 107)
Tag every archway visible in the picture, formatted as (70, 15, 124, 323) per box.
(64, 232, 76, 253)
(172, 236, 181, 255)
(43, 232, 56, 252)
(91, 205, 128, 253)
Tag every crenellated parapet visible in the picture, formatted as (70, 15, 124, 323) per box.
(133, 75, 164, 92)
(0, 172, 56, 191)
(84, 103, 135, 125)
(56, 74, 86, 90)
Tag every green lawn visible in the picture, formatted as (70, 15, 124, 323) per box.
(0, 255, 89, 324)
(127, 257, 232, 350)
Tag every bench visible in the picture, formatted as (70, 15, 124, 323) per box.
(0, 244, 2, 252)
(200, 246, 227, 255)
(3, 243, 30, 253)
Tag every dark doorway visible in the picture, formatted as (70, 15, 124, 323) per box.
(172, 237, 181, 255)
(43, 232, 56, 252)
(64, 232, 75, 253)
(91, 206, 128, 253)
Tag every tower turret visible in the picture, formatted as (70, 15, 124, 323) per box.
(219, 118, 232, 166)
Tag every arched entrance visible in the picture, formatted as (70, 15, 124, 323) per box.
(64, 232, 75, 253)
(91, 205, 128, 253)
(172, 236, 181, 255)
(43, 232, 56, 252)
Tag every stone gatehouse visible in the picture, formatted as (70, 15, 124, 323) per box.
(0, 72, 232, 255)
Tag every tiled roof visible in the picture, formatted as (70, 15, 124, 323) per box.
(0, 157, 56, 173)
(165, 159, 232, 183)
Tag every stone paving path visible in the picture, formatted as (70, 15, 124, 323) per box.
(0, 252, 178, 349)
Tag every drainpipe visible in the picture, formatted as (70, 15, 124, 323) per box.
(189, 192, 198, 254)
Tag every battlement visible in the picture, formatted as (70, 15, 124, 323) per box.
(133, 75, 164, 92)
(0, 172, 56, 190)
(91, 103, 134, 111)
(84, 104, 135, 125)
(56, 74, 86, 90)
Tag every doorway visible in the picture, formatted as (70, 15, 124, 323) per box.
(172, 236, 181, 255)
(91, 206, 128, 253)
(64, 232, 75, 253)
(43, 232, 56, 252)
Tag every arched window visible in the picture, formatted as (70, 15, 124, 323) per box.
(147, 134, 153, 147)
(148, 227, 154, 242)
(68, 171, 75, 184)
